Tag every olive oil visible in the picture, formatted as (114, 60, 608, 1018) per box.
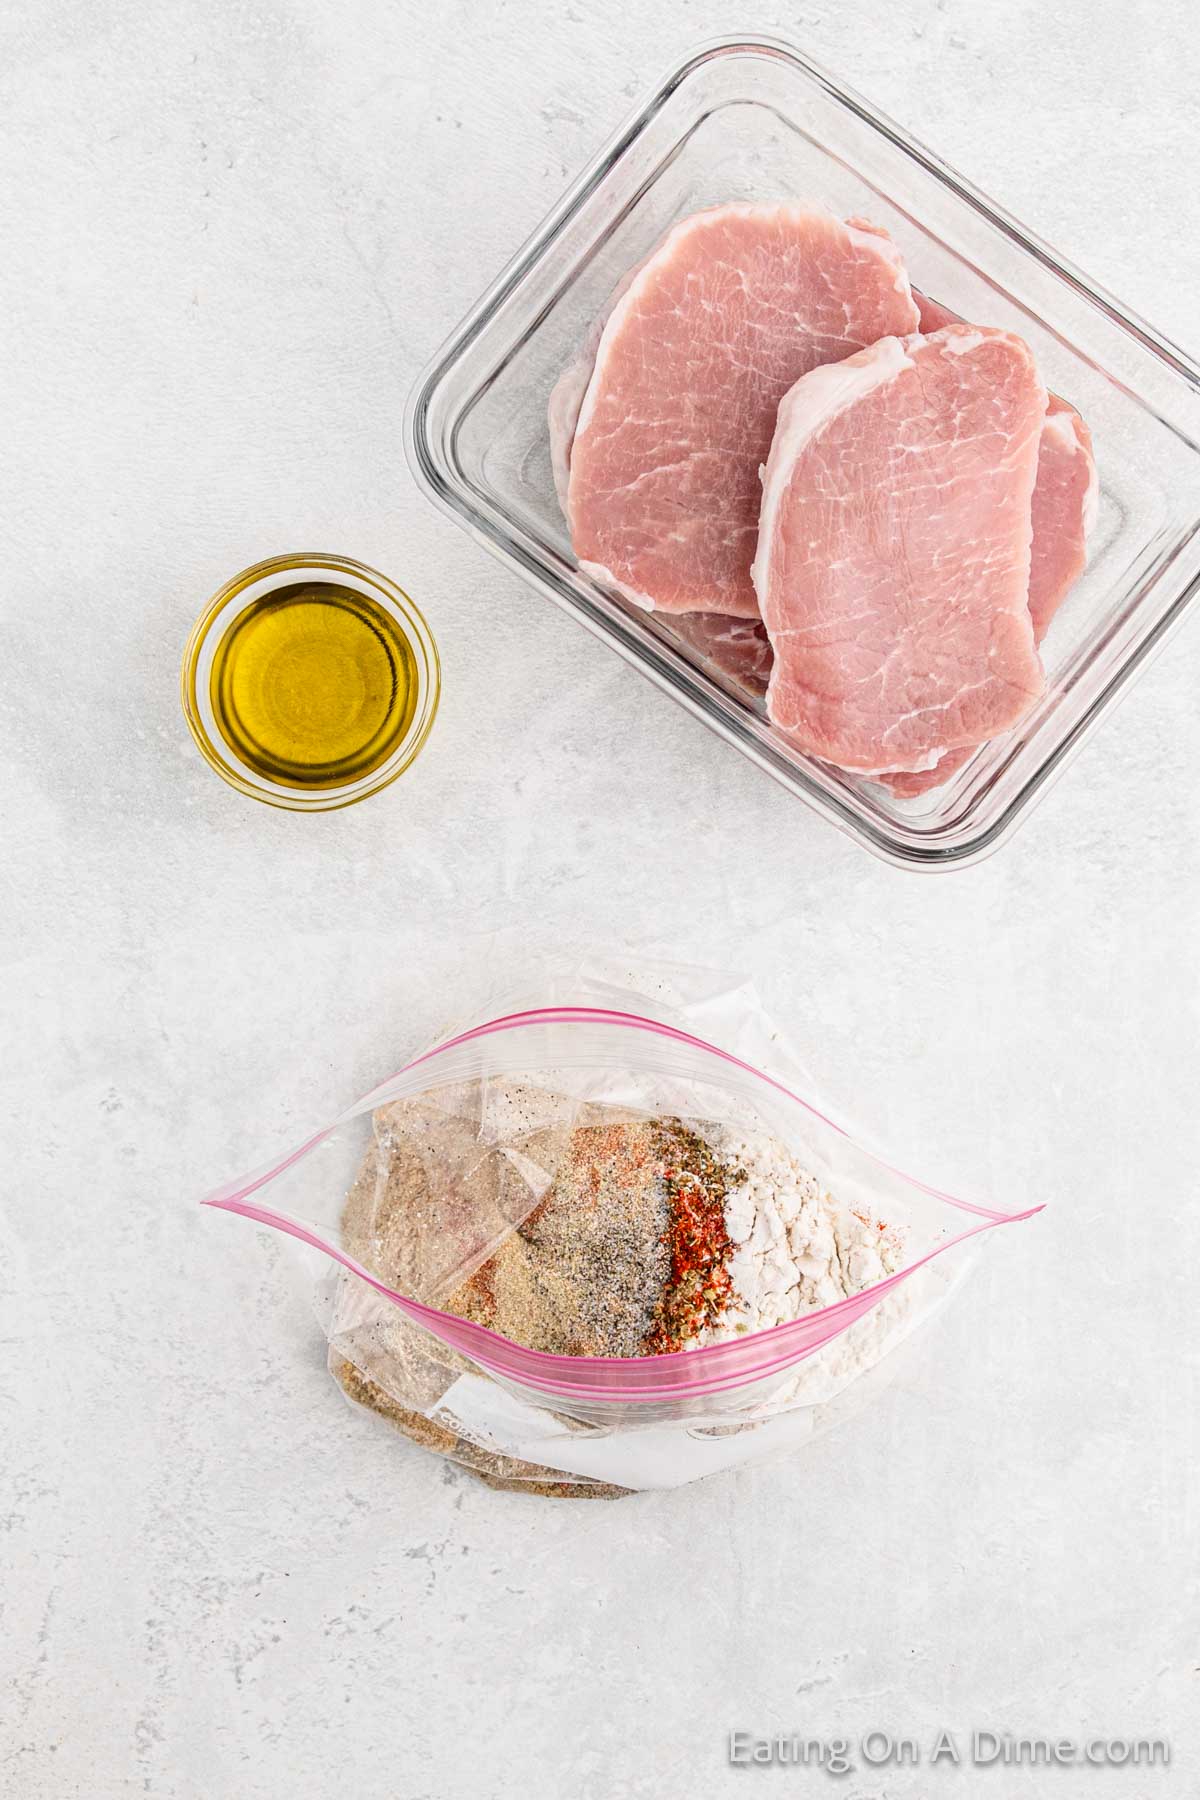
(209, 581, 419, 790)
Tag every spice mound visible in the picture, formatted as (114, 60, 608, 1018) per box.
(341, 1084, 904, 1358)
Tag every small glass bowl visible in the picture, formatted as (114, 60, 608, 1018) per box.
(406, 33, 1200, 868)
(181, 552, 440, 811)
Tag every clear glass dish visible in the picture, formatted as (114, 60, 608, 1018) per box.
(405, 33, 1200, 868)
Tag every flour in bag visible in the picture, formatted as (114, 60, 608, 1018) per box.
(340, 1079, 907, 1354)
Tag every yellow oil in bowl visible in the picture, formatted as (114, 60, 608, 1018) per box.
(210, 582, 419, 789)
(182, 554, 439, 810)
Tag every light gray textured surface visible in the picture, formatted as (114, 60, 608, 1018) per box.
(3, 1, 1199, 1795)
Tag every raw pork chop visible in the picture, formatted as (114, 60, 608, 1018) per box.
(883, 397, 1097, 797)
(754, 326, 1047, 773)
(877, 297, 1097, 797)
(916, 291, 1096, 639)
(674, 394, 1094, 745)
(1028, 395, 1097, 639)
(549, 259, 645, 510)
(564, 203, 920, 617)
(665, 612, 773, 698)
(913, 292, 969, 335)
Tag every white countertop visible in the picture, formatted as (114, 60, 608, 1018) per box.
(4, 1, 1199, 1794)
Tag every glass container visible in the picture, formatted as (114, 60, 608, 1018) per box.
(406, 33, 1200, 867)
